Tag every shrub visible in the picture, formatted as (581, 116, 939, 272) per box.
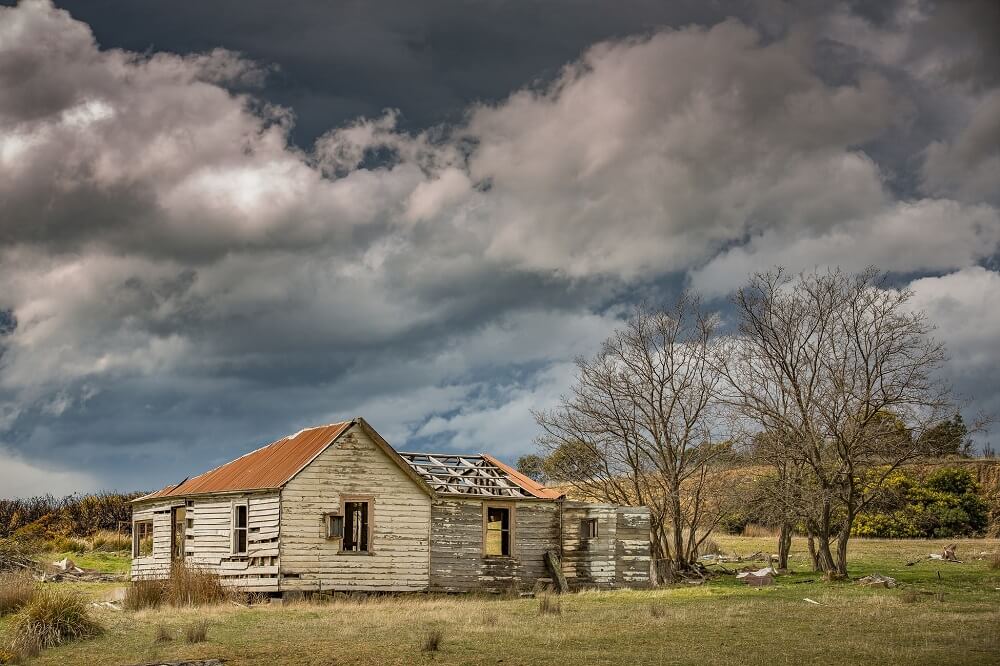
(537, 594, 561, 616)
(8, 587, 101, 657)
(123, 578, 166, 611)
(184, 620, 209, 644)
(0, 571, 35, 616)
(853, 467, 989, 538)
(421, 628, 443, 652)
(166, 562, 230, 607)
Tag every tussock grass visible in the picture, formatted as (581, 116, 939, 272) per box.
(537, 594, 561, 616)
(89, 531, 130, 552)
(184, 620, 209, 644)
(988, 552, 1000, 570)
(0, 571, 35, 616)
(165, 562, 230, 607)
(420, 628, 443, 652)
(122, 578, 165, 611)
(44, 536, 87, 554)
(154, 624, 172, 643)
(7, 587, 101, 659)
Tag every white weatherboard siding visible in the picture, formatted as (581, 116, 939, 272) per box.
(130, 500, 174, 579)
(130, 491, 282, 592)
(278, 424, 432, 592)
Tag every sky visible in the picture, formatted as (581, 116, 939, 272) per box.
(0, 0, 998, 496)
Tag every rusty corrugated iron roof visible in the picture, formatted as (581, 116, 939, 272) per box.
(481, 454, 564, 500)
(138, 421, 352, 500)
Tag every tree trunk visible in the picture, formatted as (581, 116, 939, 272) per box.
(776, 522, 793, 570)
(835, 524, 852, 577)
(650, 519, 672, 584)
(670, 493, 687, 571)
(806, 528, 821, 572)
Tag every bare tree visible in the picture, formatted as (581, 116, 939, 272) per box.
(534, 297, 732, 579)
(721, 267, 954, 576)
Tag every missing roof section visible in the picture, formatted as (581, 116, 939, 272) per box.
(397, 452, 558, 498)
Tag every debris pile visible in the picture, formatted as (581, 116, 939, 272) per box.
(38, 557, 123, 583)
(856, 573, 896, 588)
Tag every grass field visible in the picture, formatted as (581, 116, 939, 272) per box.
(2, 536, 998, 665)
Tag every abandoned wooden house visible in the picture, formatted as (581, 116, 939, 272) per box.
(131, 417, 651, 594)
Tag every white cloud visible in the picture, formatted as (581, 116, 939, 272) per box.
(0, 1, 998, 490)
(690, 199, 1000, 296)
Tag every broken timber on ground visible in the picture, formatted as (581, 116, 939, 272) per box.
(131, 417, 652, 595)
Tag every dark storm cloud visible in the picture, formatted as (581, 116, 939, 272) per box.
(0, 0, 998, 495)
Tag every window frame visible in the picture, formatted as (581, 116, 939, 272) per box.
(581, 517, 599, 540)
(132, 519, 154, 558)
(170, 506, 186, 561)
(231, 502, 249, 556)
(325, 512, 344, 540)
(338, 495, 375, 555)
(482, 502, 516, 558)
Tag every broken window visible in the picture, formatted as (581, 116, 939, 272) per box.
(484, 505, 512, 557)
(232, 504, 248, 555)
(170, 506, 186, 561)
(342, 500, 370, 552)
(581, 518, 599, 539)
(326, 513, 344, 540)
(133, 520, 153, 557)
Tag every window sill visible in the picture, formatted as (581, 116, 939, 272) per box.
(337, 550, 374, 556)
(482, 555, 516, 560)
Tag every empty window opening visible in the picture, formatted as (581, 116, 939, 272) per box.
(233, 504, 248, 555)
(170, 507, 186, 561)
(485, 505, 512, 557)
(581, 518, 599, 539)
(342, 501, 370, 552)
(133, 520, 153, 557)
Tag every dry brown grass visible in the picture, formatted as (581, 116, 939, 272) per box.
(165, 562, 230, 607)
(88, 531, 130, 552)
(0, 571, 35, 616)
(122, 578, 165, 611)
(153, 624, 172, 643)
(987, 552, 1000, 570)
(741, 523, 779, 538)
